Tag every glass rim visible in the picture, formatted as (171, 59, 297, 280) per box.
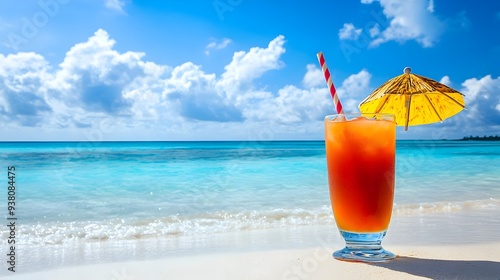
(324, 113, 396, 122)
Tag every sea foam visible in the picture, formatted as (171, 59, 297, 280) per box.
(4, 198, 499, 245)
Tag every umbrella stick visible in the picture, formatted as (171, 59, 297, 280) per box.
(405, 94, 412, 131)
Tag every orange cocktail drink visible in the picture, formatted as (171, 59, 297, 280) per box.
(324, 113, 396, 262)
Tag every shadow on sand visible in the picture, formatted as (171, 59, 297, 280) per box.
(373, 256, 500, 280)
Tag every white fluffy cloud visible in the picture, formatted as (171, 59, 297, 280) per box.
(335, 69, 372, 112)
(362, 0, 445, 47)
(439, 75, 452, 87)
(0, 30, 324, 139)
(302, 64, 324, 89)
(0, 52, 52, 126)
(217, 35, 286, 102)
(429, 74, 500, 138)
(338, 23, 362, 40)
(0, 29, 497, 140)
(461, 75, 500, 120)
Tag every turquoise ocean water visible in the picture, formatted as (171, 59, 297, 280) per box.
(1, 140, 499, 247)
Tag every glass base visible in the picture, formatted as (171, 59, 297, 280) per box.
(333, 230, 396, 263)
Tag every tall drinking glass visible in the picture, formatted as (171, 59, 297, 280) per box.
(324, 113, 396, 262)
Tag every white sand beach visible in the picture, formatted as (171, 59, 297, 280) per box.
(6, 242, 500, 280)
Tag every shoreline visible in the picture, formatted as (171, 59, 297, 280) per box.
(3, 207, 500, 278)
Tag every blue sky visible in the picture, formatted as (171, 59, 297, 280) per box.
(0, 0, 499, 141)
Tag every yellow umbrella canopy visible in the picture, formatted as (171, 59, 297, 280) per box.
(359, 67, 466, 131)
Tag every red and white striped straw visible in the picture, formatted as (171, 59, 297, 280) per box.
(316, 52, 344, 114)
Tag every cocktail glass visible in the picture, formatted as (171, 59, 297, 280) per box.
(324, 113, 396, 262)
